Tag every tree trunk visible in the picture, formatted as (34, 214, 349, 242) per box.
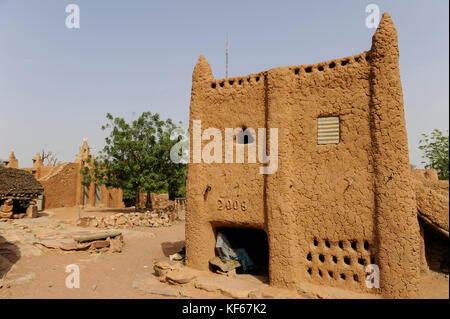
(145, 191, 153, 211)
(135, 189, 140, 212)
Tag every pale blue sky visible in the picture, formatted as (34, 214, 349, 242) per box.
(0, 0, 448, 167)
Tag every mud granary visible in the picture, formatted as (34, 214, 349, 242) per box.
(0, 166, 44, 218)
(3, 140, 123, 210)
(185, 13, 449, 298)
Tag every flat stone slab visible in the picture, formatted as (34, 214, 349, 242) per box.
(132, 273, 181, 297)
(194, 274, 262, 298)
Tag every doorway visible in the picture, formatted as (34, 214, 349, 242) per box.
(214, 226, 269, 278)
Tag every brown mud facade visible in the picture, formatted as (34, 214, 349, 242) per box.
(186, 13, 424, 298)
(4, 140, 123, 210)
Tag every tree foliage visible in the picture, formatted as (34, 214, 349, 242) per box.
(418, 129, 449, 180)
(81, 112, 187, 209)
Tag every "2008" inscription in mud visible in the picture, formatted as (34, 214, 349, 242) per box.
(217, 199, 247, 211)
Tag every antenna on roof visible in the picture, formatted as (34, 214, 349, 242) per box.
(226, 31, 229, 78)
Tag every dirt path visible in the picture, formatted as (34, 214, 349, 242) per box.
(0, 222, 187, 298)
(0, 207, 448, 299)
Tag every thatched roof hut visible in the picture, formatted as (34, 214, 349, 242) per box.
(0, 167, 44, 198)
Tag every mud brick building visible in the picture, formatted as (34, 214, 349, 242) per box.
(4, 140, 123, 210)
(185, 13, 449, 298)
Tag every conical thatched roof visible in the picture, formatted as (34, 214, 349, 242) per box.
(0, 167, 44, 197)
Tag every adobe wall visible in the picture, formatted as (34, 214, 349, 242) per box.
(23, 166, 54, 180)
(412, 169, 449, 235)
(6, 142, 124, 210)
(138, 193, 171, 210)
(39, 163, 79, 209)
(75, 177, 123, 209)
(186, 55, 267, 273)
(30, 162, 123, 210)
(186, 13, 420, 298)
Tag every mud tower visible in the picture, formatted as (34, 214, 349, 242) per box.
(186, 13, 421, 298)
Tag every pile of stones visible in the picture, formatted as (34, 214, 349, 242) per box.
(77, 206, 180, 229)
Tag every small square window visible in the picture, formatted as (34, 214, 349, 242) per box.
(317, 117, 340, 145)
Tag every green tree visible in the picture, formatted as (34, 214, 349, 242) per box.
(81, 112, 187, 210)
(418, 129, 449, 180)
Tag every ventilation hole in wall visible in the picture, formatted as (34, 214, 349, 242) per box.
(332, 256, 338, 264)
(364, 241, 369, 250)
(305, 67, 312, 73)
(351, 241, 357, 250)
(307, 268, 312, 275)
(294, 68, 299, 75)
(247, 77, 251, 83)
(341, 60, 349, 66)
(219, 82, 224, 87)
(328, 271, 334, 278)
(238, 79, 243, 85)
(340, 273, 346, 280)
(229, 80, 234, 85)
(353, 274, 359, 282)
(307, 252, 312, 261)
(211, 83, 216, 89)
(358, 258, 365, 266)
(365, 55, 370, 61)
(370, 256, 375, 264)
(329, 62, 336, 69)
(313, 239, 318, 246)
(318, 269, 323, 277)
(318, 66, 324, 71)
(255, 76, 260, 82)
(325, 240, 330, 248)
(338, 241, 343, 249)
(319, 254, 325, 263)
(344, 257, 351, 265)
(355, 56, 360, 63)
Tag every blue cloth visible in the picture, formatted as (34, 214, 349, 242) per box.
(231, 248, 254, 272)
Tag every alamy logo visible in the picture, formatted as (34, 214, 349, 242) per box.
(170, 120, 278, 174)
(65, 4, 80, 29)
(365, 4, 380, 29)
(365, 264, 380, 288)
(65, 264, 80, 288)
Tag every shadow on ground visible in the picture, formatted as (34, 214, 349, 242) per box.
(161, 240, 185, 257)
(0, 234, 21, 279)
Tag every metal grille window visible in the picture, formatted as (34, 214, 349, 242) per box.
(317, 117, 340, 145)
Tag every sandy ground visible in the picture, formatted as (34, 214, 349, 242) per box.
(0, 207, 448, 299)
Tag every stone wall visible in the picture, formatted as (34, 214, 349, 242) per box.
(77, 205, 181, 229)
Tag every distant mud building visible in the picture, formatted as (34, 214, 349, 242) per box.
(185, 13, 449, 298)
(3, 140, 123, 210)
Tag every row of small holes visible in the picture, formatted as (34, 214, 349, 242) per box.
(307, 267, 360, 282)
(307, 252, 375, 266)
(210, 54, 370, 88)
(211, 75, 262, 89)
(294, 55, 370, 75)
(313, 238, 370, 251)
